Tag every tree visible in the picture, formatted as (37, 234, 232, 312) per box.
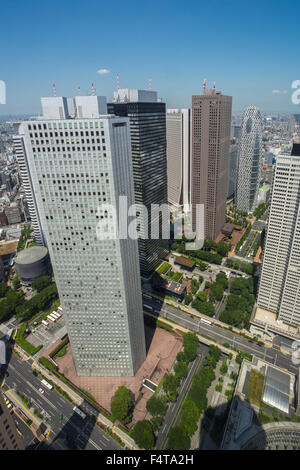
(0, 282, 9, 298)
(151, 416, 163, 432)
(12, 274, 20, 291)
(166, 426, 191, 450)
(184, 293, 193, 305)
(163, 373, 178, 399)
(131, 420, 154, 449)
(111, 386, 133, 424)
(180, 399, 199, 437)
(220, 360, 228, 376)
(209, 284, 224, 302)
(176, 351, 187, 362)
(146, 396, 167, 416)
(174, 361, 188, 380)
(31, 275, 52, 292)
(198, 261, 208, 271)
(196, 291, 207, 302)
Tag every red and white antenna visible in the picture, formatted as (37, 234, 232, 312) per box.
(117, 72, 120, 90)
(52, 83, 56, 97)
(149, 77, 152, 91)
(78, 86, 81, 96)
(203, 77, 207, 92)
(91, 83, 95, 96)
(213, 80, 216, 90)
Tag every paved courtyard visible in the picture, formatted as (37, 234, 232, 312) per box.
(47, 324, 183, 426)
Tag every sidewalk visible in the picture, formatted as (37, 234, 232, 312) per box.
(5, 388, 51, 439)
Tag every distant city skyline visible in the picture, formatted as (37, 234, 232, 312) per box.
(0, 0, 300, 115)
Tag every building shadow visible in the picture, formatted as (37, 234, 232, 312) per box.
(198, 392, 300, 450)
(37, 408, 96, 450)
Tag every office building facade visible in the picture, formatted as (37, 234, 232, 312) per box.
(108, 89, 168, 277)
(235, 106, 263, 213)
(15, 96, 146, 376)
(191, 88, 232, 240)
(0, 392, 24, 450)
(166, 108, 191, 207)
(257, 144, 300, 326)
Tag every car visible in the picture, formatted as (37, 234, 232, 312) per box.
(38, 388, 45, 394)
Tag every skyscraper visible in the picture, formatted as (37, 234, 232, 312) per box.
(13, 134, 45, 245)
(235, 106, 263, 212)
(108, 89, 168, 277)
(166, 108, 191, 207)
(0, 391, 24, 450)
(15, 95, 146, 376)
(191, 86, 232, 240)
(257, 144, 300, 326)
(228, 143, 238, 199)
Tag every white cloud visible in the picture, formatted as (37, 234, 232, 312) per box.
(97, 68, 110, 75)
(272, 89, 287, 94)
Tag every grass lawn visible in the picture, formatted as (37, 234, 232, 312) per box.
(156, 262, 171, 275)
(246, 370, 265, 406)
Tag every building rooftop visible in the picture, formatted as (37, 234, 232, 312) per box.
(15, 246, 48, 265)
(174, 256, 196, 269)
(0, 240, 18, 256)
(160, 279, 186, 296)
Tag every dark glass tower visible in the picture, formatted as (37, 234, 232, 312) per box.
(108, 89, 168, 278)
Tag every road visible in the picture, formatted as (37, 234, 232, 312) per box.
(142, 296, 299, 375)
(2, 353, 120, 450)
(155, 344, 208, 450)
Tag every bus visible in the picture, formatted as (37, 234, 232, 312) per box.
(143, 304, 153, 311)
(200, 318, 212, 325)
(51, 312, 60, 320)
(42, 320, 49, 327)
(41, 379, 53, 390)
(57, 306, 63, 313)
(47, 314, 56, 322)
(73, 407, 87, 420)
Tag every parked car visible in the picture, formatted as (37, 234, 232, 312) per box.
(38, 388, 44, 394)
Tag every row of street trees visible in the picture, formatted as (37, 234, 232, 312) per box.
(166, 345, 222, 449)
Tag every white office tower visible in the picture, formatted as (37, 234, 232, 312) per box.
(13, 134, 45, 245)
(166, 109, 191, 208)
(257, 144, 300, 326)
(15, 95, 146, 376)
(235, 106, 263, 212)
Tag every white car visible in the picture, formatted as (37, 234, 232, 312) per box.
(38, 388, 45, 394)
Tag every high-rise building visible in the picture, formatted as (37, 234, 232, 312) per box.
(257, 143, 300, 326)
(13, 134, 45, 245)
(108, 89, 168, 277)
(0, 391, 24, 450)
(191, 86, 232, 240)
(166, 109, 191, 207)
(235, 106, 263, 213)
(228, 143, 238, 199)
(15, 95, 146, 376)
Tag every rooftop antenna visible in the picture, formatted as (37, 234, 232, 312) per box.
(213, 80, 216, 90)
(78, 86, 81, 96)
(91, 83, 95, 96)
(117, 72, 120, 90)
(149, 77, 152, 91)
(203, 77, 207, 93)
(52, 83, 56, 97)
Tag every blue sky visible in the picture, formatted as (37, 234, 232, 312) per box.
(1, 0, 299, 115)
